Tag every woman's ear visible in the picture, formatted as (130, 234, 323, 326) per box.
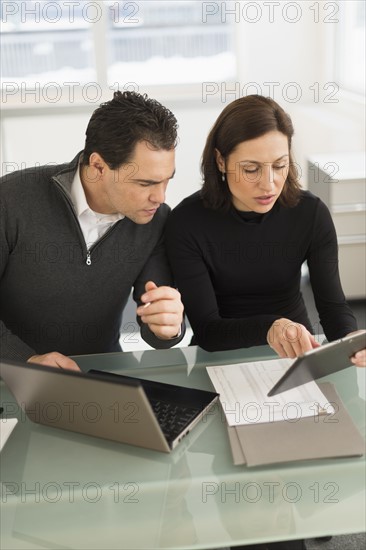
(214, 148, 225, 173)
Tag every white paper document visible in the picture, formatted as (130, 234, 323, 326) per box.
(206, 358, 335, 426)
(0, 418, 18, 452)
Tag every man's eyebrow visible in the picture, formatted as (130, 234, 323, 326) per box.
(131, 169, 176, 184)
(240, 155, 289, 164)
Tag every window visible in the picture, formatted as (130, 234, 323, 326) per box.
(1, 1, 96, 85)
(0, 1, 236, 91)
(335, 0, 365, 95)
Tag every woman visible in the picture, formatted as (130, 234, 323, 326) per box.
(166, 95, 365, 366)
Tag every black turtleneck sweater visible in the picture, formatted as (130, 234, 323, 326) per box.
(165, 190, 357, 352)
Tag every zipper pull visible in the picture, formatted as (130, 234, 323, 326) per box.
(86, 250, 91, 265)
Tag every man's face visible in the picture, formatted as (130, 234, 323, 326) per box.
(94, 140, 175, 224)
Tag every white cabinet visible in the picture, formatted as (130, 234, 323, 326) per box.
(307, 152, 366, 299)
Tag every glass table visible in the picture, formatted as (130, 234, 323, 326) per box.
(1, 344, 365, 549)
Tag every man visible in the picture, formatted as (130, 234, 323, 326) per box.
(0, 91, 184, 370)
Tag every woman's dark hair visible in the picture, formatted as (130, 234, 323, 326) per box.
(201, 95, 301, 210)
(82, 91, 178, 169)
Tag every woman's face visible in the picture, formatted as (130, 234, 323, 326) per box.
(215, 131, 290, 213)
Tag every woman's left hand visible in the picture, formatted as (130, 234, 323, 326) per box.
(348, 330, 366, 367)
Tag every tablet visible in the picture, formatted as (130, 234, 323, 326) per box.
(267, 331, 366, 396)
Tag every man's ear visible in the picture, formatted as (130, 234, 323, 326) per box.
(88, 152, 106, 177)
(214, 148, 225, 173)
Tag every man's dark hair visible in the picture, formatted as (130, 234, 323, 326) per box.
(201, 94, 301, 211)
(82, 91, 178, 169)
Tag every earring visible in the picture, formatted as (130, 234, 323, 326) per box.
(221, 172, 226, 182)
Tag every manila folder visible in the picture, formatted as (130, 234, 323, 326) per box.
(228, 382, 365, 467)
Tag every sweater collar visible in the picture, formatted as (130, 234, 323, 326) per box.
(52, 151, 83, 196)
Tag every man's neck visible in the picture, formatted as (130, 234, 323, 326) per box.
(80, 164, 112, 214)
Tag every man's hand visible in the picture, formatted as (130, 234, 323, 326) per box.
(348, 330, 366, 367)
(27, 352, 80, 371)
(136, 281, 184, 340)
(267, 318, 320, 358)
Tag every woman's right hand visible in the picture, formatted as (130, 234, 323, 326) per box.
(27, 352, 80, 371)
(267, 318, 320, 359)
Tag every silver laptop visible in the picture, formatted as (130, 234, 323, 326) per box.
(0, 359, 219, 453)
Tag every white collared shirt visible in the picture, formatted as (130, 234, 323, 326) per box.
(70, 164, 124, 248)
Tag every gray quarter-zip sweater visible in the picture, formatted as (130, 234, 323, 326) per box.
(0, 152, 183, 361)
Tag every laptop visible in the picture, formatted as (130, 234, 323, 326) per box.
(0, 359, 219, 453)
(268, 331, 366, 396)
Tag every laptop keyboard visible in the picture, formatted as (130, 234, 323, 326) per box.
(149, 398, 201, 442)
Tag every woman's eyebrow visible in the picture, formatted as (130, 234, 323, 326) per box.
(239, 155, 289, 164)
